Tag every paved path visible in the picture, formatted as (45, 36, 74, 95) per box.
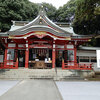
(0, 80, 62, 100)
(56, 81, 100, 100)
(0, 80, 19, 96)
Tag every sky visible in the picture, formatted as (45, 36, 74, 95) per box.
(29, 0, 70, 9)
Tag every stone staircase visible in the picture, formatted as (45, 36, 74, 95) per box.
(87, 72, 100, 81)
(0, 68, 94, 80)
(0, 69, 56, 80)
(55, 69, 84, 80)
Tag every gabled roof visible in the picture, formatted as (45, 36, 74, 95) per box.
(8, 8, 73, 37)
(79, 46, 100, 50)
(0, 32, 8, 37)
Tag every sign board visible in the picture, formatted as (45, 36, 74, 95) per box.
(29, 44, 52, 48)
(67, 45, 74, 49)
(97, 50, 100, 68)
(56, 45, 64, 48)
(8, 44, 16, 47)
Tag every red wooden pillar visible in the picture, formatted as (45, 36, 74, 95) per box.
(16, 58, 18, 68)
(25, 40, 29, 68)
(4, 48, 7, 68)
(74, 46, 77, 63)
(52, 41, 56, 68)
(4, 39, 8, 68)
(62, 59, 64, 69)
(74, 41, 77, 63)
(64, 43, 67, 62)
(15, 44, 18, 68)
(74, 41, 77, 67)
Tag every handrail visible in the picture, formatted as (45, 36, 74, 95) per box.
(0, 62, 4, 67)
(0, 60, 18, 69)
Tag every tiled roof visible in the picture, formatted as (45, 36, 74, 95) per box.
(8, 25, 71, 37)
(79, 46, 100, 50)
(0, 32, 8, 37)
(8, 9, 73, 37)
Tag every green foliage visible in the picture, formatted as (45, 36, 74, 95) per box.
(56, 0, 77, 22)
(0, 0, 99, 40)
(94, 1, 100, 15)
(0, 0, 39, 32)
(0, 1, 57, 32)
(73, 0, 100, 35)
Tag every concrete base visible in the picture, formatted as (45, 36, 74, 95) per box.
(0, 68, 95, 80)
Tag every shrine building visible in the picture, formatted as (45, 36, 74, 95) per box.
(0, 8, 93, 70)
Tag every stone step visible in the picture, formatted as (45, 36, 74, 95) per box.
(95, 72, 100, 75)
(86, 72, 100, 81)
(94, 75, 100, 78)
(56, 76, 84, 81)
(0, 69, 94, 80)
(87, 78, 100, 81)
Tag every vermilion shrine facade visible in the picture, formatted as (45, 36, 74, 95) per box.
(0, 9, 92, 70)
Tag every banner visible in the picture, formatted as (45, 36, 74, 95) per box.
(97, 50, 100, 68)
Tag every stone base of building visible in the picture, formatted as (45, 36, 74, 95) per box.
(0, 68, 95, 80)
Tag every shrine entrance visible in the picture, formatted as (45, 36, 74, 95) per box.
(18, 50, 25, 67)
(28, 48, 52, 69)
(27, 35, 53, 69)
(56, 50, 64, 67)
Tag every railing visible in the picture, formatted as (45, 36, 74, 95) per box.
(62, 60, 92, 70)
(0, 62, 4, 68)
(0, 60, 18, 69)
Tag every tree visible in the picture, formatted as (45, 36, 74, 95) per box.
(56, 0, 77, 22)
(0, 1, 57, 32)
(73, 0, 100, 35)
(0, 0, 39, 32)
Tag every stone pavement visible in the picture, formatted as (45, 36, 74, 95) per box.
(0, 80, 63, 100)
(56, 81, 100, 100)
(0, 80, 19, 96)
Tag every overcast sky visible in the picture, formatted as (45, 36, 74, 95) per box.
(29, 0, 70, 9)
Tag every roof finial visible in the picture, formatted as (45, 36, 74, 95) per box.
(39, 4, 46, 16)
(41, 5, 43, 8)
